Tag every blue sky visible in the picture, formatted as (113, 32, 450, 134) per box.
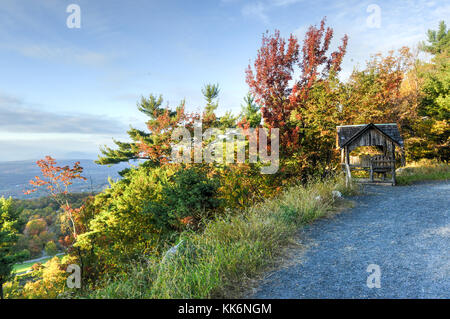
(0, 0, 448, 161)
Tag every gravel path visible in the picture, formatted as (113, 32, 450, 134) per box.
(251, 180, 450, 298)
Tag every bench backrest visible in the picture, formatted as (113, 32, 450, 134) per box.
(370, 155, 393, 168)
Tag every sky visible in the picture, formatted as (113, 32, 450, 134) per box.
(0, 0, 448, 161)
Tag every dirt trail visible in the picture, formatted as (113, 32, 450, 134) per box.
(251, 181, 450, 298)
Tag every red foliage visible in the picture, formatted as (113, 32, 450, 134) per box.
(25, 156, 87, 239)
(137, 105, 200, 164)
(292, 18, 348, 104)
(24, 156, 86, 196)
(246, 18, 348, 157)
(246, 30, 299, 136)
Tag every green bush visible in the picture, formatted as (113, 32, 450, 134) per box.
(75, 165, 224, 279)
(84, 174, 357, 299)
(147, 166, 223, 230)
(44, 241, 58, 256)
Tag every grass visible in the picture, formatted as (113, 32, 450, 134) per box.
(396, 159, 450, 185)
(13, 254, 64, 274)
(85, 174, 359, 299)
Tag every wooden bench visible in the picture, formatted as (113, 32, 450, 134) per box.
(369, 155, 394, 182)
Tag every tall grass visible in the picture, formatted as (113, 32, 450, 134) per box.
(396, 159, 450, 185)
(85, 174, 358, 299)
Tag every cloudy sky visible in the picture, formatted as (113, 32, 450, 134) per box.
(0, 0, 448, 161)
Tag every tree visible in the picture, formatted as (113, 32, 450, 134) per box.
(415, 21, 450, 161)
(24, 218, 47, 237)
(0, 197, 27, 299)
(96, 95, 190, 169)
(246, 18, 348, 177)
(420, 21, 450, 55)
(344, 47, 417, 126)
(202, 83, 220, 117)
(45, 241, 58, 256)
(246, 29, 299, 156)
(25, 156, 87, 240)
(22, 256, 67, 299)
(152, 166, 222, 229)
(238, 93, 261, 128)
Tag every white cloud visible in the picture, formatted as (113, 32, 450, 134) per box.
(9, 44, 109, 67)
(239, 0, 304, 23)
(242, 2, 270, 23)
(270, 0, 302, 7)
(0, 92, 126, 134)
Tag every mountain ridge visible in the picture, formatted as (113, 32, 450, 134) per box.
(0, 159, 131, 199)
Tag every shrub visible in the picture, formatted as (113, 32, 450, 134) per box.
(84, 174, 357, 299)
(148, 166, 223, 230)
(397, 159, 450, 184)
(75, 165, 223, 279)
(21, 257, 67, 299)
(45, 241, 58, 256)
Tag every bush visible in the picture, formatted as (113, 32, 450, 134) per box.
(147, 166, 223, 230)
(75, 165, 224, 279)
(84, 174, 357, 299)
(45, 241, 58, 256)
(21, 257, 67, 299)
(397, 159, 450, 184)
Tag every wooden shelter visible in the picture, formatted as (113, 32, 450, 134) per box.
(336, 123, 404, 185)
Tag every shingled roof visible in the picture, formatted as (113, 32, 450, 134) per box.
(336, 123, 404, 148)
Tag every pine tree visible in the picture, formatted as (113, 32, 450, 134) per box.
(202, 83, 220, 116)
(421, 21, 450, 55)
(96, 94, 187, 170)
(239, 93, 261, 128)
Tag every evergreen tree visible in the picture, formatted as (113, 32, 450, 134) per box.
(96, 94, 186, 170)
(421, 21, 450, 55)
(239, 93, 261, 128)
(0, 197, 27, 299)
(417, 21, 450, 160)
(202, 83, 220, 116)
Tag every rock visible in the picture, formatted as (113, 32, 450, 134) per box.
(162, 240, 184, 263)
(332, 190, 342, 198)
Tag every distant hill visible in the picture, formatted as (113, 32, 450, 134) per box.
(0, 159, 132, 199)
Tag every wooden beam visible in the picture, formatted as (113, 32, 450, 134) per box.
(391, 142, 396, 186)
(344, 146, 352, 186)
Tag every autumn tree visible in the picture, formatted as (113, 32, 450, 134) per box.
(96, 94, 191, 169)
(25, 156, 87, 240)
(246, 18, 348, 177)
(45, 241, 58, 256)
(246, 29, 299, 156)
(21, 256, 68, 299)
(344, 47, 417, 126)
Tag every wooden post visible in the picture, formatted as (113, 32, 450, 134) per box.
(400, 148, 406, 167)
(344, 146, 352, 186)
(391, 142, 396, 186)
(369, 160, 374, 182)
